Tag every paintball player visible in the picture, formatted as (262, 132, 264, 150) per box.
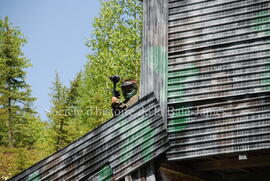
(111, 79, 139, 116)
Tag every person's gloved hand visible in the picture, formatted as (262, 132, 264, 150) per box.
(112, 96, 119, 104)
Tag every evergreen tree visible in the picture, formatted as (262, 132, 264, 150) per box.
(0, 17, 49, 179)
(64, 72, 88, 142)
(0, 17, 36, 147)
(48, 72, 85, 150)
(47, 72, 69, 151)
(66, 72, 81, 108)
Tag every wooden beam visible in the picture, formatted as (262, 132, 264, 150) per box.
(160, 163, 206, 181)
(223, 171, 270, 181)
(193, 155, 270, 171)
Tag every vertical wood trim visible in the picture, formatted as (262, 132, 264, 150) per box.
(138, 0, 168, 180)
(140, 0, 168, 127)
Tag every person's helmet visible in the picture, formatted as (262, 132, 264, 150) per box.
(121, 79, 137, 99)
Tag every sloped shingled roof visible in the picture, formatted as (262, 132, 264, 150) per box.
(9, 93, 169, 181)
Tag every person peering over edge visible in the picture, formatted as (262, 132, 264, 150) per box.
(111, 79, 139, 116)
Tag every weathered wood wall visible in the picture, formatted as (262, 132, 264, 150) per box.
(167, 0, 270, 160)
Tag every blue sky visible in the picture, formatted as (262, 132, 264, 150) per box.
(0, 0, 100, 120)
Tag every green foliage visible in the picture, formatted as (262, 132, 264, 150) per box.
(63, 72, 90, 142)
(0, 16, 36, 146)
(78, 0, 142, 128)
(0, 17, 50, 179)
(0, 0, 143, 177)
(0, 146, 48, 180)
(47, 72, 86, 150)
(45, 0, 142, 151)
(47, 72, 69, 151)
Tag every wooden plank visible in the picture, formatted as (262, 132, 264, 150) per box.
(160, 163, 206, 181)
(193, 155, 270, 171)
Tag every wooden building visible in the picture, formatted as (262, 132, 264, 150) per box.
(9, 0, 270, 180)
